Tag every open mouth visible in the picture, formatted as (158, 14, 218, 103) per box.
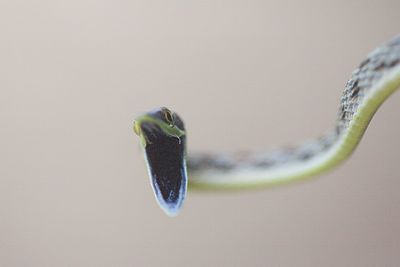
(141, 122, 187, 216)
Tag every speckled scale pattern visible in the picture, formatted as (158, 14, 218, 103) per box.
(337, 37, 400, 132)
(188, 36, 400, 172)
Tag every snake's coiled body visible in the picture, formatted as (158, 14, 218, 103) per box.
(134, 36, 400, 215)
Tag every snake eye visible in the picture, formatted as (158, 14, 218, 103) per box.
(164, 110, 174, 126)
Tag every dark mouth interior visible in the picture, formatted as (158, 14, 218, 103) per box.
(142, 123, 186, 204)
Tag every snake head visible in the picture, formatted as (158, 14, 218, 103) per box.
(133, 107, 187, 216)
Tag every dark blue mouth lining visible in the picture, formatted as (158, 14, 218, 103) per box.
(142, 122, 187, 211)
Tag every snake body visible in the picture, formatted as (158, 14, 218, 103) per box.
(134, 36, 400, 215)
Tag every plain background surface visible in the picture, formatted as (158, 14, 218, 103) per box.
(1, 0, 400, 266)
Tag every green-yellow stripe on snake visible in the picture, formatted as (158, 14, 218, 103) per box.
(134, 36, 400, 215)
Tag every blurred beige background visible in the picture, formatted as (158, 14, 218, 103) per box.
(1, 0, 400, 266)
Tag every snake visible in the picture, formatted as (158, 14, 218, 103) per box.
(133, 35, 400, 216)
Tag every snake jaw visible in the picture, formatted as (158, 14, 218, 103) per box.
(141, 123, 187, 216)
(134, 108, 188, 216)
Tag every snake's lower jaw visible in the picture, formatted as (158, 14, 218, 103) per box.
(150, 171, 187, 216)
(140, 122, 188, 216)
(145, 147, 187, 216)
